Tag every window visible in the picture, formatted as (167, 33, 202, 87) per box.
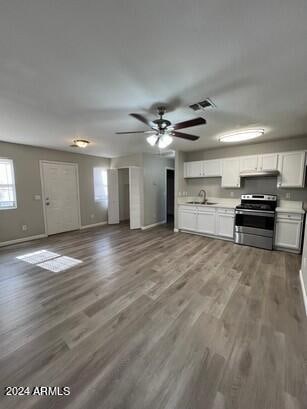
(0, 158, 17, 209)
(93, 168, 108, 204)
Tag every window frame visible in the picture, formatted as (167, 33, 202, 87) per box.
(93, 167, 108, 204)
(0, 158, 17, 210)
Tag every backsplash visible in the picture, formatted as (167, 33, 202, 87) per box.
(184, 176, 307, 203)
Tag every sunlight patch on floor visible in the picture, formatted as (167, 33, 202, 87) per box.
(38, 256, 82, 273)
(16, 250, 60, 264)
(16, 250, 82, 272)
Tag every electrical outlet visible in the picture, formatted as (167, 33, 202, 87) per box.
(230, 191, 234, 197)
(22, 225, 28, 231)
(34, 195, 41, 201)
(90, 214, 95, 219)
(285, 193, 291, 199)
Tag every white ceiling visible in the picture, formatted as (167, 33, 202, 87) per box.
(0, 0, 307, 157)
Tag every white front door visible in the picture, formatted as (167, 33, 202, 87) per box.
(129, 167, 142, 229)
(41, 162, 80, 235)
(107, 169, 120, 224)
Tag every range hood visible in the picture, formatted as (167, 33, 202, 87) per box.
(240, 169, 280, 178)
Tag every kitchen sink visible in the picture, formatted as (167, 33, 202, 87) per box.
(187, 201, 217, 205)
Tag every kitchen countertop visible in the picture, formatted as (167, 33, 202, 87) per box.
(276, 207, 305, 214)
(276, 200, 305, 214)
(178, 197, 306, 214)
(177, 197, 239, 209)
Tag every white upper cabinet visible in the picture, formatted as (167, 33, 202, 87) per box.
(240, 154, 278, 172)
(258, 153, 278, 171)
(184, 150, 306, 188)
(277, 151, 306, 188)
(239, 155, 258, 172)
(221, 158, 241, 188)
(184, 161, 203, 178)
(203, 159, 221, 177)
(184, 160, 221, 178)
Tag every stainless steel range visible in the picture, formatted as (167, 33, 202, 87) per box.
(234, 194, 277, 250)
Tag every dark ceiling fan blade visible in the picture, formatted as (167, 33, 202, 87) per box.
(130, 113, 153, 128)
(116, 130, 148, 134)
(173, 117, 206, 130)
(172, 131, 200, 141)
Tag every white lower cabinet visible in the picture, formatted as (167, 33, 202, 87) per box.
(178, 205, 235, 241)
(197, 209, 216, 235)
(178, 206, 197, 231)
(274, 212, 304, 252)
(216, 209, 235, 239)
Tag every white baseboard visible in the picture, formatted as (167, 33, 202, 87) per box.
(141, 220, 166, 230)
(0, 234, 47, 248)
(80, 221, 108, 230)
(299, 269, 307, 316)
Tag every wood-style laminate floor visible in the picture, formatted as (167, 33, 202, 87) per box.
(0, 223, 306, 409)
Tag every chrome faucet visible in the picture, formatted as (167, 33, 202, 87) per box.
(198, 189, 207, 203)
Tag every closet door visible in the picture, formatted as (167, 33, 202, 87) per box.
(107, 169, 119, 224)
(129, 167, 142, 229)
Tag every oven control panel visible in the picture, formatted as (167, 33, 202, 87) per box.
(241, 194, 277, 201)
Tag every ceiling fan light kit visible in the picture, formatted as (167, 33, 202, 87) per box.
(73, 139, 90, 148)
(219, 129, 264, 143)
(158, 134, 173, 149)
(146, 134, 158, 146)
(146, 133, 173, 149)
(116, 106, 206, 149)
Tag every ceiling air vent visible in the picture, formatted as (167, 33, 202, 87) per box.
(189, 103, 200, 111)
(189, 98, 216, 111)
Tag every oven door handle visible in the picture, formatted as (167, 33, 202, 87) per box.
(235, 210, 275, 217)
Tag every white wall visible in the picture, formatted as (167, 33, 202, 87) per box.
(110, 153, 174, 228)
(111, 153, 143, 168)
(174, 151, 187, 229)
(143, 154, 174, 226)
(118, 168, 130, 221)
(0, 141, 110, 243)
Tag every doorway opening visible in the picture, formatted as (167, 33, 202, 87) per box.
(118, 168, 130, 225)
(166, 168, 175, 225)
(107, 167, 142, 229)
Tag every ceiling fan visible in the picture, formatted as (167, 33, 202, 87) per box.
(116, 106, 206, 149)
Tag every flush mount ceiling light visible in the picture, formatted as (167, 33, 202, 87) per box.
(219, 129, 264, 143)
(73, 139, 90, 148)
(146, 133, 173, 149)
